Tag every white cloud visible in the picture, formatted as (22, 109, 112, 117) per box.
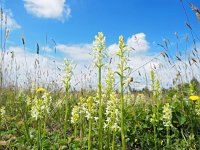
(56, 44, 92, 62)
(107, 43, 118, 55)
(127, 33, 149, 52)
(23, 0, 71, 21)
(1, 9, 20, 31)
(108, 33, 150, 56)
(42, 46, 52, 52)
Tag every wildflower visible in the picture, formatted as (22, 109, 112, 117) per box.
(189, 95, 200, 102)
(0, 106, 5, 119)
(135, 94, 145, 105)
(94, 117, 99, 122)
(36, 87, 45, 93)
(162, 103, 172, 127)
(71, 106, 79, 124)
(30, 90, 52, 120)
(112, 123, 120, 131)
(92, 32, 106, 67)
(26, 97, 31, 106)
(105, 68, 115, 94)
(104, 92, 120, 132)
(0, 106, 6, 127)
(63, 59, 74, 92)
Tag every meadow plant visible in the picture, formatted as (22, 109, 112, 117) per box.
(0, 106, 5, 127)
(150, 70, 161, 149)
(104, 92, 120, 150)
(116, 35, 131, 150)
(30, 88, 52, 150)
(87, 96, 93, 150)
(63, 59, 74, 141)
(78, 96, 87, 140)
(71, 105, 79, 138)
(162, 103, 172, 146)
(104, 68, 115, 149)
(105, 68, 115, 96)
(92, 32, 106, 150)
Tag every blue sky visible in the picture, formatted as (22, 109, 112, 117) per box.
(5, 0, 200, 50)
(1, 0, 200, 88)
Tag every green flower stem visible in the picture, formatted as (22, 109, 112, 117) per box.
(166, 126, 170, 146)
(43, 115, 47, 134)
(64, 92, 69, 141)
(24, 106, 30, 145)
(107, 129, 110, 150)
(112, 130, 116, 150)
(63, 59, 73, 143)
(118, 36, 126, 150)
(74, 125, 77, 138)
(37, 118, 42, 150)
(88, 97, 93, 150)
(80, 112, 84, 140)
(120, 72, 126, 150)
(153, 125, 157, 150)
(88, 117, 92, 150)
(98, 66, 103, 150)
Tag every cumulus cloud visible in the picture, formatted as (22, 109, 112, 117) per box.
(23, 0, 71, 21)
(127, 33, 149, 52)
(56, 44, 92, 62)
(108, 33, 149, 56)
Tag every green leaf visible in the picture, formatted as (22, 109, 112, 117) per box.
(115, 71, 121, 77)
(177, 115, 186, 125)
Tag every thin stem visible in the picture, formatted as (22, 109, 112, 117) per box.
(74, 125, 77, 139)
(37, 119, 42, 150)
(64, 89, 69, 142)
(120, 73, 126, 150)
(88, 115, 92, 150)
(107, 129, 110, 150)
(24, 107, 30, 145)
(166, 126, 170, 146)
(98, 66, 103, 150)
(112, 131, 116, 150)
(153, 125, 157, 150)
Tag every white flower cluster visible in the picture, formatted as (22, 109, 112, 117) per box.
(71, 96, 98, 123)
(31, 91, 52, 120)
(104, 68, 115, 94)
(92, 32, 106, 67)
(71, 106, 80, 124)
(0, 106, 5, 119)
(116, 36, 131, 71)
(0, 106, 5, 126)
(0, 106, 5, 115)
(63, 59, 73, 89)
(104, 93, 120, 132)
(54, 98, 64, 109)
(162, 103, 172, 127)
(195, 103, 200, 116)
(135, 94, 145, 105)
(26, 96, 31, 106)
